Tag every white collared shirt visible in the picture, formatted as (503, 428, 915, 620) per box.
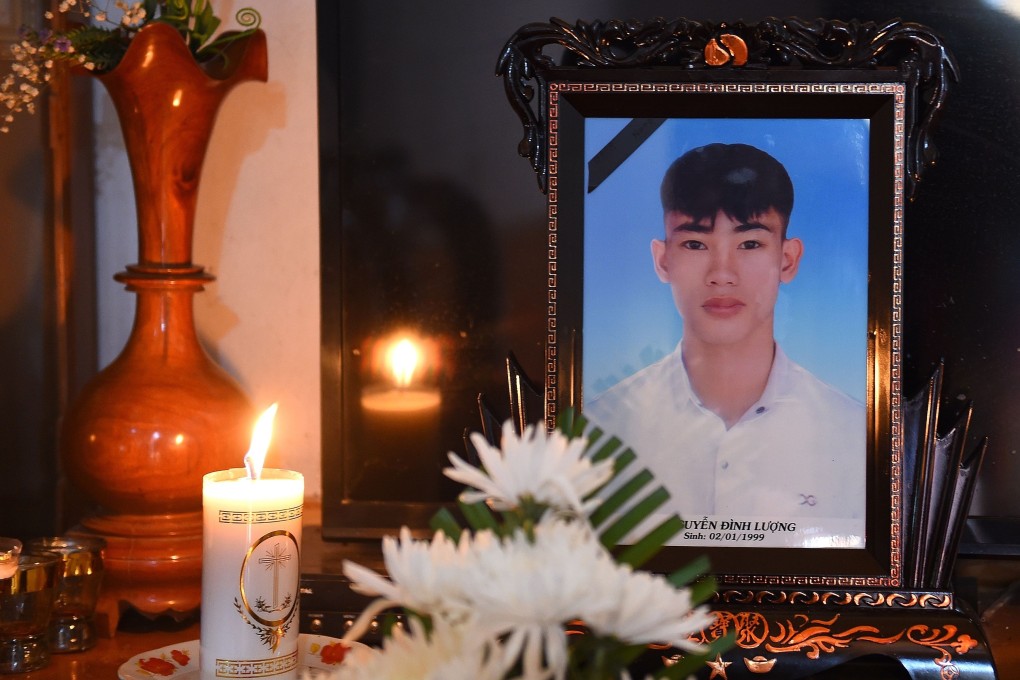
(585, 342, 866, 522)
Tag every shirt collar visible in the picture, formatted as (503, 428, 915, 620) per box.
(667, 340, 698, 411)
(756, 343, 793, 408)
(671, 340, 793, 422)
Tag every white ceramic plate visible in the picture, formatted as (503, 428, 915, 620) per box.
(118, 633, 364, 679)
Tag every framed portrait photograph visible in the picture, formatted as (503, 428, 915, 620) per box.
(548, 78, 899, 585)
(581, 114, 871, 552)
(498, 17, 957, 589)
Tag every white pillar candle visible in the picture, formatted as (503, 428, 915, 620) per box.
(200, 468, 303, 679)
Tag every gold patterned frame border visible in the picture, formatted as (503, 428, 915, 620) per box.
(218, 505, 304, 524)
(546, 81, 905, 589)
(716, 589, 952, 609)
(214, 649, 299, 677)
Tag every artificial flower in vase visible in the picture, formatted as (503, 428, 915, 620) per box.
(4, 1, 269, 624)
(322, 414, 730, 680)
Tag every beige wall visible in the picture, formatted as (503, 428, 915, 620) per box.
(93, 1, 323, 497)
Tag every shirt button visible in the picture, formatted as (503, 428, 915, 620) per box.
(720, 461, 729, 470)
(755, 406, 767, 414)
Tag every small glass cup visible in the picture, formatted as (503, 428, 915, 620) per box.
(0, 541, 20, 581)
(23, 537, 105, 654)
(0, 551, 60, 673)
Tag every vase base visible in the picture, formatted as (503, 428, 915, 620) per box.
(71, 512, 202, 636)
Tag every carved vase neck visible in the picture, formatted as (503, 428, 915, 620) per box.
(121, 282, 204, 363)
(97, 22, 268, 269)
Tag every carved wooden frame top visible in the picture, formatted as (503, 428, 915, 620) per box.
(498, 16, 958, 200)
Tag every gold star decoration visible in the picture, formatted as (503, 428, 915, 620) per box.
(707, 652, 732, 679)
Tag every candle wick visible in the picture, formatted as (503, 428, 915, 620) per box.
(244, 453, 260, 481)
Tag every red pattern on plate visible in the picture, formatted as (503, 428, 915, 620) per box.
(319, 641, 350, 665)
(137, 656, 177, 676)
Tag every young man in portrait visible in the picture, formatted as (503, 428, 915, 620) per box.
(585, 143, 866, 525)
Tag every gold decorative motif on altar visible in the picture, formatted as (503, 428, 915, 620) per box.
(672, 611, 980, 679)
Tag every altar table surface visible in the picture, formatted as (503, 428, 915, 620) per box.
(14, 589, 1020, 680)
(18, 616, 198, 680)
(18, 513, 1020, 679)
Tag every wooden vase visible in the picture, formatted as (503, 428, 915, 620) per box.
(60, 22, 268, 624)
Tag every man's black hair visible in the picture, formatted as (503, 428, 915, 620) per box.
(660, 143, 794, 235)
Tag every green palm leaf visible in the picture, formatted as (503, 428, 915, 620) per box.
(563, 411, 688, 569)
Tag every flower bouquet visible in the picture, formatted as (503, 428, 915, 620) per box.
(325, 412, 729, 680)
(1, 0, 260, 132)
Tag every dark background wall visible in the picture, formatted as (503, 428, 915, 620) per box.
(328, 0, 1017, 521)
(1, 0, 96, 541)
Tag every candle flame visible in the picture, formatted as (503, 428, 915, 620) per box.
(244, 403, 278, 481)
(388, 338, 419, 387)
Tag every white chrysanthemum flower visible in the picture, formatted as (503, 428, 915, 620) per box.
(446, 420, 613, 514)
(456, 519, 619, 680)
(579, 563, 714, 653)
(324, 617, 507, 680)
(342, 527, 475, 630)
(332, 419, 714, 679)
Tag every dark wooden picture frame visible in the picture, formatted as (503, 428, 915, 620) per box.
(498, 17, 957, 589)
